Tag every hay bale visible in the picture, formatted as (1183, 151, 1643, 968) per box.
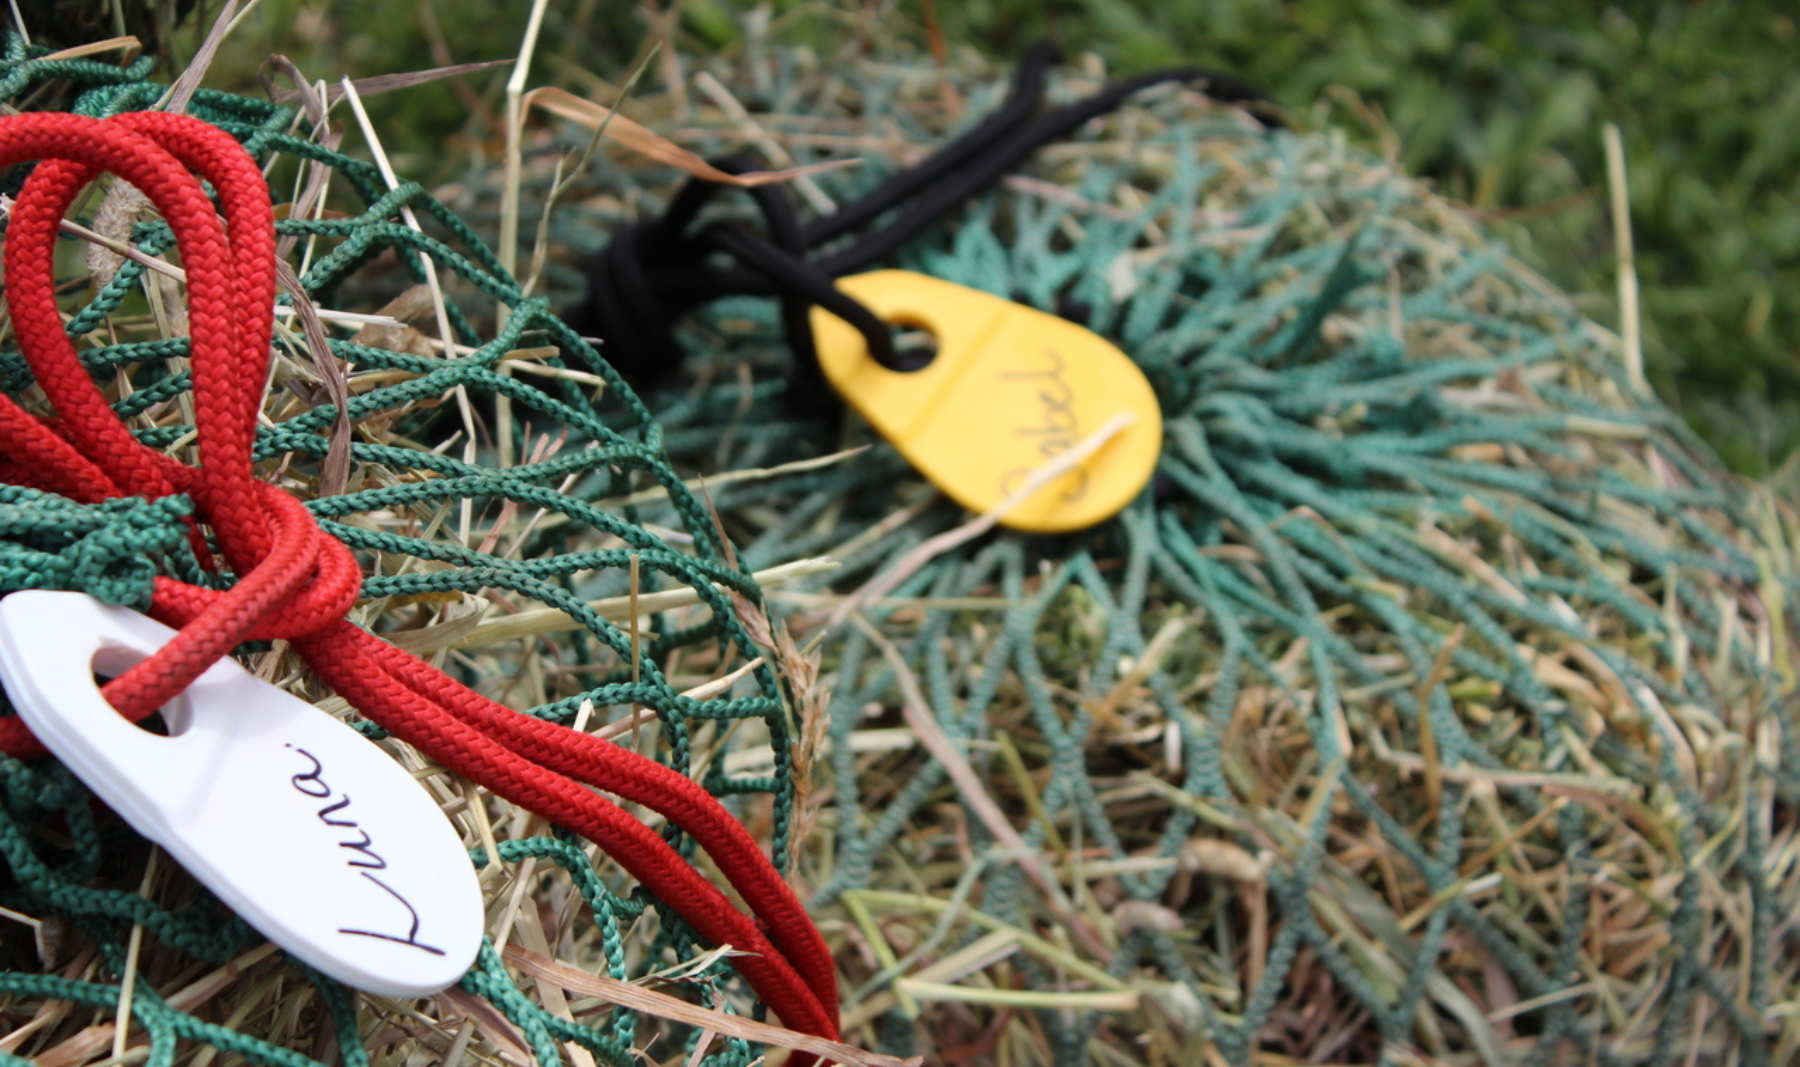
(514, 26, 1800, 1067)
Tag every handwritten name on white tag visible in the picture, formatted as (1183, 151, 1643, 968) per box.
(0, 591, 482, 997)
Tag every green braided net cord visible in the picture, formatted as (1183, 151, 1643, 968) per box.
(0, 36, 794, 1067)
(532, 44, 1800, 1067)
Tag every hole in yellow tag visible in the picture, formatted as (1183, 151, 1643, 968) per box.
(811, 270, 1162, 533)
(889, 315, 941, 370)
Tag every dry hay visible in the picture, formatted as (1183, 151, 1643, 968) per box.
(1, 5, 1797, 1067)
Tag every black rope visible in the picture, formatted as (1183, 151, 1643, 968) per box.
(573, 43, 1274, 412)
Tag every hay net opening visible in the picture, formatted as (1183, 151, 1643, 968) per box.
(0, 36, 802, 1067)
(525, 32, 1800, 1067)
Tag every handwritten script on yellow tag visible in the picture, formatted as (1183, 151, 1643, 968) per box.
(811, 271, 1162, 533)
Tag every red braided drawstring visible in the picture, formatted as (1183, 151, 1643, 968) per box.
(0, 112, 839, 1042)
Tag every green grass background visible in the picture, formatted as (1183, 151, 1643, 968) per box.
(35, 0, 1800, 474)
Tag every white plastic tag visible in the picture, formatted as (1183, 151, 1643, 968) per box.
(0, 591, 483, 997)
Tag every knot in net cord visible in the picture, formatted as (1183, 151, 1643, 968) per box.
(0, 110, 840, 1047)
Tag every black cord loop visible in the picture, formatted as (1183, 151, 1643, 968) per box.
(573, 43, 1273, 413)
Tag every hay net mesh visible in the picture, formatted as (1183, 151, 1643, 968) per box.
(526, 37, 1800, 1067)
(0, 37, 801, 1067)
(0, 21, 1798, 1067)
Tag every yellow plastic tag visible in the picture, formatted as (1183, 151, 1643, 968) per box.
(811, 270, 1162, 533)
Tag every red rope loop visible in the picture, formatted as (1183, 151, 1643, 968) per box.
(0, 112, 839, 1044)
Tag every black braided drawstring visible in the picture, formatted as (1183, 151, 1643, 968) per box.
(573, 43, 1273, 413)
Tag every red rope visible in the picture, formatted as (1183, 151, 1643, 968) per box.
(0, 112, 839, 1046)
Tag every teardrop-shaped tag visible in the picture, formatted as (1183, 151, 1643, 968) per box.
(811, 270, 1162, 533)
(0, 591, 483, 997)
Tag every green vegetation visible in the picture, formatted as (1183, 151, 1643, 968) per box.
(29, 0, 1800, 472)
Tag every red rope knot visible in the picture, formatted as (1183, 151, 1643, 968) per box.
(0, 113, 359, 724)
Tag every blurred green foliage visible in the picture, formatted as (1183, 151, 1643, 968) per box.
(55, 0, 1800, 472)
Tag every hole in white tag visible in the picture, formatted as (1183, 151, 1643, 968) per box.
(89, 643, 196, 738)
(0, 592, 484, 996)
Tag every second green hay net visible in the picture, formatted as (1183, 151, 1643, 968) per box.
(522, 33, 1800, 1067)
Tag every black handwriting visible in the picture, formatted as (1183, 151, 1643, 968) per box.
(285, 745, 431, 953)
(338, 872, 446, 956)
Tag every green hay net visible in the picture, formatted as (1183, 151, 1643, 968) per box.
(0, 38, 799, 1067)
(524, 41, 1800, 1067)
